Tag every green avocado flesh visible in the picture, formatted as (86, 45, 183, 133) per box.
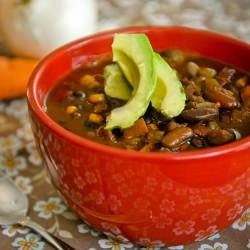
(105, 33, 157, 130)
(151, 53, 186, 118)
(104, 64, 132, 100)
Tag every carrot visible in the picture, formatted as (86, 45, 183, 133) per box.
(0, 56, 39, 100)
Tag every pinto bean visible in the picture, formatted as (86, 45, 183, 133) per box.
(181, 107, 219, 122)
(207, 129, 235, 145)
(162, 127, 193, 148)
(204, 79, 238, 109)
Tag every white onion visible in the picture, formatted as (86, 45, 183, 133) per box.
(0, 0, 98, 58)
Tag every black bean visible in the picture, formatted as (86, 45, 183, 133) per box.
(158, 121, 169, 131)
(144, 106, 167, 124)
(84, 121, 100, 130)
(58, 121, 65, 126)
(112, 128, 122, 138)
(107, 97, 125, 109)
(72, 91, 86, 98)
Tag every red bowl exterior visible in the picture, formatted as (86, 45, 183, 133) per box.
(27, 26, 250, 247)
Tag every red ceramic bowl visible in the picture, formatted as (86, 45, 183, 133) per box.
(27, 26, 250, 247)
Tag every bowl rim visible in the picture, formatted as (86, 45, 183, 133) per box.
(27, 25, 250, 162)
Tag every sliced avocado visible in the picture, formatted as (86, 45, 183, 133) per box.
(104, 64, 132, 101)
(105, 33, 156, 130)
(104, 51, 186, 119)
(151, 53, 186, 118)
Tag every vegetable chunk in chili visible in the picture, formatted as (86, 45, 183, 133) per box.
(45, 49, 250, 152)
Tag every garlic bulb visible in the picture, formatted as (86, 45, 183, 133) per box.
(0, 0, 98, 58)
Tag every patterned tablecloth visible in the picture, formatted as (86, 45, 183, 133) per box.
(0, 0, 249, 249)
